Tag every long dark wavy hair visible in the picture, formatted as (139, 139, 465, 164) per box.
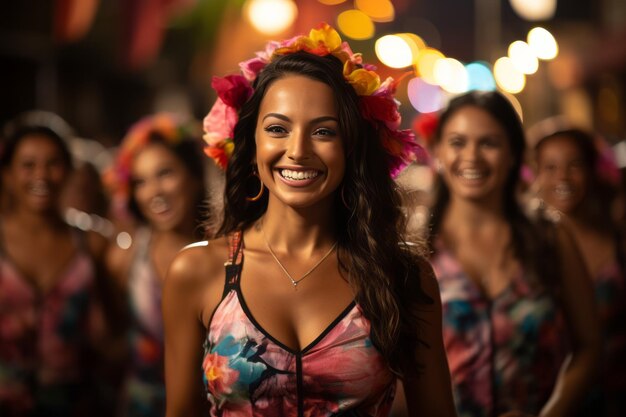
(214, 51, 430, 373)
(428, 91, 559, 289)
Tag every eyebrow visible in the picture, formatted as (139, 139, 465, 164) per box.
(261, 113, 339, 124)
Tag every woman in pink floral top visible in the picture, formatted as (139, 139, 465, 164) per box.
(426, 91, 601, 417)
(162, 24, 458, 417)
(0, 112, 108, 416)
(533, 127, 626, 417)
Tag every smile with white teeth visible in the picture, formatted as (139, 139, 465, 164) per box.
(554, 183, 574, 198)
(149, 196, 171, 214)
(29, 180, 51, 196)
(280, 169, 320, 180)
(458, 169, 486, 180)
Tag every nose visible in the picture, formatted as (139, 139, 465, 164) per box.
(461, 142, 480, 162)
(286, 129, 312, 161)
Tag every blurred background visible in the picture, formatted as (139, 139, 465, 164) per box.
(1, 0, 625, 159)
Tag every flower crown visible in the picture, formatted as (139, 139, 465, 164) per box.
(202, 23, 422, 178)
(105, 112, 199, 203)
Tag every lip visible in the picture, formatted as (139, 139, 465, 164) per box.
(274, 166, 324, 188)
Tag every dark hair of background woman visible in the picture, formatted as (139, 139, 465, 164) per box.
(214, 51, 430, 374)
(126, 132, 207, 237)
(428, 91, 560, 290)
(0, 124, 73, 170)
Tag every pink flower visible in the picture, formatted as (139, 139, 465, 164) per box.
(203, 98, 238, 143)
(203, 352, 240, 395)
(239, 57, 267, 82)
(381, 128, 424, 178)
(211, 75, 253, 108)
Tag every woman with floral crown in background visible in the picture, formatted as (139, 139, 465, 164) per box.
(426, 91, 600, 417)
(105, 113, 207, 417)
(162, 23, 458, 417)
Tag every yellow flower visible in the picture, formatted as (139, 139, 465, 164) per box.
(308, 23, 341, 53)
(345, 67, 380, 96)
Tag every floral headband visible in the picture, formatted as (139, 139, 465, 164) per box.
(202, 23, 422, 178)
(105, 112, 199, 202)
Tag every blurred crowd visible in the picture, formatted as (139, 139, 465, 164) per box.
(0, 98, 624, 417)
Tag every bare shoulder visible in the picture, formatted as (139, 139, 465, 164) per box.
(164, 236, 231, 325)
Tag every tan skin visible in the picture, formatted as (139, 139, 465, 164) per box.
(163, 75, 457, 417)
(1, 134, 107, 292)
(534, 134, 617, 278)
(434, 106, 600, 417)
(106, 142, 203, 288)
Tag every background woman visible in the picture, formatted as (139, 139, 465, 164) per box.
(105, 113, 207, 417)
(532, 127, 626, 417)
(162, 24, 457, 417)
(427, 91, 600, 417)
(0, 111, 109, 416)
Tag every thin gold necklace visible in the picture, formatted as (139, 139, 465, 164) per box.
(261, 225, 338, 290)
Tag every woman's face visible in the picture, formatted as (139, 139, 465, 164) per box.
(3, 133, 69, 213)
(254, 75, 345, 210)
(435, 105, 514, 203)
(535, 135, 588, 214)
(131, 143, 200, 231)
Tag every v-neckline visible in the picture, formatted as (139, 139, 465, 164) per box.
(234, 234, 357, 355)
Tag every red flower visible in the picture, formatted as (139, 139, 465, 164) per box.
(412, 112, 439, 146)
(211, 75, 253, 108)
(360, 95, 400, 130)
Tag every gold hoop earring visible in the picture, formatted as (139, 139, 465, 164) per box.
(246, 171, 265, 202)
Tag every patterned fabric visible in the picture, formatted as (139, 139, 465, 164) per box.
(593, 261, 626, 399)
(202, 232, 396, 417)
(0, 232, 97, 417)
(122, 227, 165, 417)
(431, 243, 567, 417)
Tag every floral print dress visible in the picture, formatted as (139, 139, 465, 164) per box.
(122, 227, 166, 417)
(202, 232, 396, 417)
(431, 243, 568, 417)
(0, 231, 98, 417)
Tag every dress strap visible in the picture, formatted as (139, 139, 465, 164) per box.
(223, 231, 244, 296)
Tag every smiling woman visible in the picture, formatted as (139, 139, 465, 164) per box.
(104, 113, 207, 417)
(0, 111, 110, 416)
(426, 91, 601, 417)
(161, 23, 458, 417)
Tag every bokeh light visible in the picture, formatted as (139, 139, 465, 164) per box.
(337, 9, 375, 40)
(465, 62, 496, 91)
(398, 33, 426, 63)
(245, 0, 297, 35)
(508, 41, 539, 74)
(407, 77, 445, 113)
(509, 0, 557, 21)
(434, 58, 469, 93)
(527, 27, 558, 60)
(494, 57, 526, 94)
(375, 35, 414, 68)
(355, 0, 395, 22)
(318, 0, 347, 4)
(415, 48, 445, 85)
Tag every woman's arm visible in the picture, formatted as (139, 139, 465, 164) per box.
(539, 225, 601, 417)
(402, 259, 458, 417)
(162, 243, 223, 417)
